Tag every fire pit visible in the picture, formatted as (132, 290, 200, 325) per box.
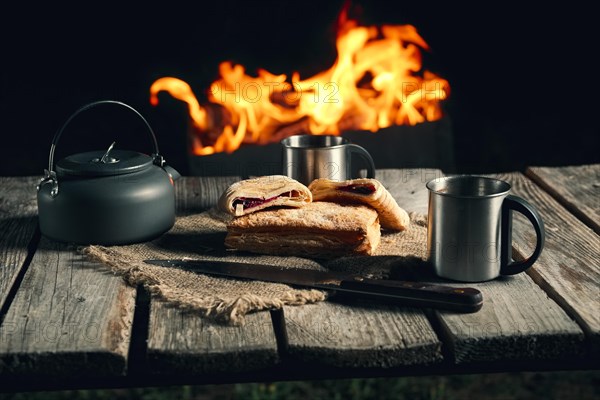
(185, 116, 454, 177)
(150, 6, 454, 176)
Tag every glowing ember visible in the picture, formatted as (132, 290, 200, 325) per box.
(150, 9, 449, 156)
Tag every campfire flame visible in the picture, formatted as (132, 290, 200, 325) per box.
(150, 9, 449, 156)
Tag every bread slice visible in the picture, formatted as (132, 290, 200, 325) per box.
(308, 178, 410, 231)
(218, 175, 312, 216)
(225, 201, 381, 257)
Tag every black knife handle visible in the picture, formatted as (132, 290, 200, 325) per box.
(336, 278, 483, 313)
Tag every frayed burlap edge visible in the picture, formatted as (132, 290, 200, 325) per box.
(83, 246, 326, 326)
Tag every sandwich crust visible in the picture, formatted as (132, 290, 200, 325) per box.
(218, 175, 312, 216)
(225, 201, 381, 257)
(308, 178, 410, 231)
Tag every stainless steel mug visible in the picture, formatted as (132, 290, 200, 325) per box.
(281, 135, 376, 185)
(426, 176, 545, 282)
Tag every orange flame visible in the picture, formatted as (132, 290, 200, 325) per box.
(150, 11, 449, 156)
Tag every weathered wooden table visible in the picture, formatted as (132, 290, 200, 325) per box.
(0, 165, 598, 392)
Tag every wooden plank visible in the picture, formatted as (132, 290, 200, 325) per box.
(500, 171, 600, 354)
(0, 238, 136, 377)
(526, 164, 600, 234)
(0, 176, 40, 311)
(145, 176, 280, 374)
(435, 275, 584, 363)
(147, 301, 278, 374)
(282, 169, 443, 367)
(284, 302, 442, 367)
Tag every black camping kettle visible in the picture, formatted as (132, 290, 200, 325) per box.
(37, 100, 181, 245)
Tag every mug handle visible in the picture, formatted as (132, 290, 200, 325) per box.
(500, 195, 545, 275)
(346, 144, 376, 179)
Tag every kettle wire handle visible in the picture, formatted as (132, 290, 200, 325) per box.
(47, 100, 163, 175)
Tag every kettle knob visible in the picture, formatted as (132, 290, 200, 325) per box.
(90, 141, 120, 164)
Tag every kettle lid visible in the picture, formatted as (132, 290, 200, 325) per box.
(56, 148, 154, 177)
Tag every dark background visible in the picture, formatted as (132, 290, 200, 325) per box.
(1, 0, 598, 176)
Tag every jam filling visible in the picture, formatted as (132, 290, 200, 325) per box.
(233, 191, 297, 210)
(337, 184, 376, 195)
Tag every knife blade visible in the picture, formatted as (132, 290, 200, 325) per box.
(144, 259, 483, 313)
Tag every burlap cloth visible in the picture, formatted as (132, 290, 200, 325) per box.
(83, 209, 428, 326)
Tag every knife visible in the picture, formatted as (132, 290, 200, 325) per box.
(144, 259, 483, 313)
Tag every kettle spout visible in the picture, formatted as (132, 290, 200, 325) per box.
(163, 165, 181, 182)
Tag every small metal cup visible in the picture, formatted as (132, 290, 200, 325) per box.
(281, 135, 376, 185)
(426, 176, 545, 282)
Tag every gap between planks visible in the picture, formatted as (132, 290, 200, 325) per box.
(280, 169, 444, 368)
(143, 176, 280, 375)
(0, 177, 41, 318)
(412, 171, 586, 364)
(0, 177, 137, 378)
(498, 171, 600, 356)
(526, 164, 600, 235)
